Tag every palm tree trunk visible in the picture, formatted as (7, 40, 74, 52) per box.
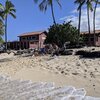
(5, 15, 7, 50)
(87, 6, 91, 46)
(93, 0, 98, 46)
(50, 1, 56, 25)
(78, 7, 82, 45)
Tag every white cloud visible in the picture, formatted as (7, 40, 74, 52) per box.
(60, 7, 100, 32)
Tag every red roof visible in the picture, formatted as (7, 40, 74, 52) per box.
(81, 30, 100, 35)
(18, 31, 45, 37)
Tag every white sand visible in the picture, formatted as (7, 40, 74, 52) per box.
(0, 47, 100, 98)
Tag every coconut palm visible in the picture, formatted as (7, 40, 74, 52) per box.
(86, 0, 93, 46)
(1, 0, 16, 50)
(34, 0, 61, 25)
(74, 0, 85, 45)
(93, 0, 98, 46)
(0, 19, 4, 35)
(0, 19, 4, 43)
(93, 0, 100, 46)
(0, 3, 4, 38)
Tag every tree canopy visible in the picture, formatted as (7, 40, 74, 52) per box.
(45, 22, 79, 47)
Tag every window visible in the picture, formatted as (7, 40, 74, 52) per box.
(32, 36, 36, 39)
(21, 37, 26, 40)
(30, 42, 38, 44)
(32, 36, 38, 40)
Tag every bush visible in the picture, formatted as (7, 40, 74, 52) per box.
(45, 21, 82, 47)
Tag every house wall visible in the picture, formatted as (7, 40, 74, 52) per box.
(29, 41, 39, 49)
(39, 33, 46, 48)
(19, 33, 46, 49)
(96, 36, 100, 46)
(81, 32, 100, 46)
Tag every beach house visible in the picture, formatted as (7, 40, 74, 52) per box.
(7, 31, 46, 50)
(18, 31, 46, 49)
(81, 30, 100, 46)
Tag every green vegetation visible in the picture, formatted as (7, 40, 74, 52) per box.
(0, 19, 4, 43)
(0, 3, 4, 43)
(0, 0, 16, 49)
(45, 22, 80, 47)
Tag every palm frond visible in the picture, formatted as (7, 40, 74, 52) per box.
(34, 0, 39, 3)
(0, 3, 4, 10)
(75, 0, 85, 10)
(86, 0, 93, 11)
(39, 0, 48, 12)
(9, 12, 16, 18)
(56, 0, 62, 8)
(10, 7, 16, 12)
(4, 0, 16, 19)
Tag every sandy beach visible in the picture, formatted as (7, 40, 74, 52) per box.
(0, 47, 100, 98)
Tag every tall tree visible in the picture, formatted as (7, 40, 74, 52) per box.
(74, 0, 85, 45)
(0, 3, 4, 42)
(86, 0, 93, 46)
(93, 0, 100, 46)
(45, 22, 79, 47)
(0, 19, 4, 35)
(2, 0, 16, 50)
(0, 19, 4, 43)
(0, 3, 4, 29)
(34, 0, 61, 25)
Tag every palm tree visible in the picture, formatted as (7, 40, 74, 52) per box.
(0, 19, 4, 43)
(93, 0, 100, 46)
(86, 0, 93, 46)
(0, 19, 4, 35)
(2, 0, 16, 50)
(74, 0, 85, 45)
(0, 3, 4, 38)
(34, 0, 61, 25)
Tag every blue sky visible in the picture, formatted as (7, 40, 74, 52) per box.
(1, 0, 77, 41)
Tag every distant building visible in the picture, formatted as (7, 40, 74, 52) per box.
(81, 30, 100, 46)
(7, 41, 20, 50)
(7, 31, 47, 50)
